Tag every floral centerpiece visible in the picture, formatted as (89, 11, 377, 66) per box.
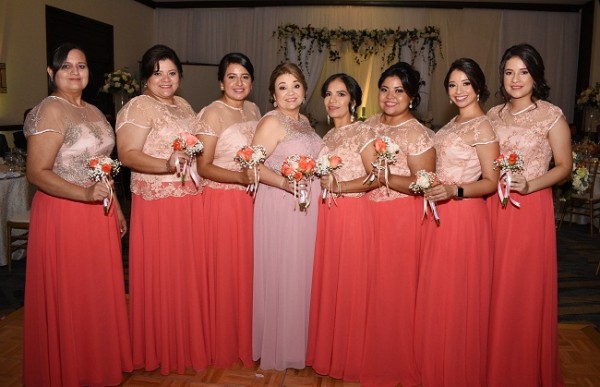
(234, 145, 267, 197)
(493, 151, 524, 208)
(100, 68, 140, 96)
(557, 152, 591, 202)
(576, 83, 600, 110)
(172, 132, 203, 188)
(314, 154, 343, 204)
(281, 154, 316, 211)
(87, 156, 122, 214)
(409, 170, 441, 225)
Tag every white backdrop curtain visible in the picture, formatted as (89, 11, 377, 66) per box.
(155, 6, 580, 130)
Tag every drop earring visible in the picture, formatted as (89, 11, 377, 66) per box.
(477, 94, 480, 102)
(220, 85, 224, 91)
(273, 101, 278, 108)
(409, 100, 413, 109)
(350, 105, 356, 122)
(327, 115, 331, 126)
(449, 99, 453, 104)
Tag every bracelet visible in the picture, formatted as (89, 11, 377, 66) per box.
(337, 181, 343, 196)
(166, 158, 174, 173)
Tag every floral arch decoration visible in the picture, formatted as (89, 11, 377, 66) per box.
(273, 23, 443, 75)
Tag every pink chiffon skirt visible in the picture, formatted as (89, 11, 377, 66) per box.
(23, 191, 132, 387)
(202, 187, 253, 368)
(128, 193, 210, 375)
(360, 196, 422, 387)
(414, 198, 492, 387)
(307, 196, 373, 381)
(487, 189, 564, 387)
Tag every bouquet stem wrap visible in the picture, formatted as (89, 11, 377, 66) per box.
(172, 132, 204, 189)
(87, 156, 122, 215)
(409, 170, 441, 226)
(235, 145, 267, 200)
(493, 152, 524, 208)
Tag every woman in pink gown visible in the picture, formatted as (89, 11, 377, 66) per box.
(251, 63, 324, 370)
(23, 43, 132, 386)
(360, 62, 435, 387)
(306, 74, 375, 381)
(487, 44, 571, 387)
(197, 53, 261, 368)
(414, 58, 499, 386)
(116, 44, 209, 375)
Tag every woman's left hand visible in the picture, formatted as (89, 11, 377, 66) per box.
(508, 173, 530, 194)
(117, 206, 128, 237)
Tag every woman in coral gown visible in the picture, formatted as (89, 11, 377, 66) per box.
(116, 44, 209, 375)
(360, 62, 435, 387)
(306, 73, 375, 381)
(23, 43, 132, 386)
(251, 63, 324, 370)
(487, 43, 571, 387)
(414, 58, 499, 386)
(197, 52, 261, 368)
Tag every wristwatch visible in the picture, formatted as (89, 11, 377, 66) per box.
(456, 186, 464, 199)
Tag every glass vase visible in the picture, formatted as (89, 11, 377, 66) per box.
(113, 91, 128, 113)
(583, 105, 600, 133)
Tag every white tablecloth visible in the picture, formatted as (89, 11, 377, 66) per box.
(0, 175, 34, 266)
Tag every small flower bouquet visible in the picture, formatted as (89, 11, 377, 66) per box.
(364, 136, 400, 191)
(281, 154, 316, 211)
(87, 156, 122, 214)
(558, 152, 591, 201)
(172, 132, 203, 188)
(100, 68, 140, 96)
(493, 151, 524, 208)
(409, 170, 441, 225)
(234, 144, 267, 197)
(315, 154, 343, 203)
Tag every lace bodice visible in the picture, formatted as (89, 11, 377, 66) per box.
(260, 110, 324, 173)
(487, 100, 563, 180)
(197, 100, 261, 190)
(116, 94, 201, 200)
(320, 122, 375, 198)
(365, 114, 434, 202)
(434, 116, 497, 185)
(24, 96, 114, 187)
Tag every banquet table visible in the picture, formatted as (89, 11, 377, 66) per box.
(0, 174, 34, 266)
(563, 167, 600, 228)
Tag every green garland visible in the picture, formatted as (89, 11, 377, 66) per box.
(273, 24, 443, 74)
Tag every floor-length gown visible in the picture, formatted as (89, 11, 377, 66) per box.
(414, 116, 496, 387)
(23, 96, 132, 387)
(197, 100, 260, 368)
(253, 110, 324, 370)
(487, 100, 565, 387)
(306, 122, 374, 381)
(360, 114, 432, 387)
(116, 95, 210, 375)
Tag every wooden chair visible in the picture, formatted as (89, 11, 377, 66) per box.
(6, 210, 30, 273)
(559, 159, 600, 237)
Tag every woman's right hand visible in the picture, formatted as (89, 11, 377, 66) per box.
(167, 150, 188, 173)
(84, 181, 111, 203)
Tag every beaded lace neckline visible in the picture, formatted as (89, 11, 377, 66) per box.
(509, 103, 536, 116)
(216, 99, 243, 111)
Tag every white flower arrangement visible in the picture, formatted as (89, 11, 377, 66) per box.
(100, 68, 140, 96)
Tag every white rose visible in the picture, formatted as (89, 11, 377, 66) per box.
(416, 174, 431, 188)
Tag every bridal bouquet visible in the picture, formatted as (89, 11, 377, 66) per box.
(364, 136, 400, 193)
(88, 156, 122, 214)
(235, 144, 267, 197)
(172, 132, 203, 188)
(315, 154, 343, 203)
(493, 151, 524, 208)
(409, 170, 441, 225)
(281, 154, 316, 211)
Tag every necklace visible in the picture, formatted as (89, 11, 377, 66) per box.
(217, 99, 243, 111)
(509, 103, 535, 116)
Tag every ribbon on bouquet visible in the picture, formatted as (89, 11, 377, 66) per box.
(175, 156, 201, 189)
(363, 160, 392, 195)
(246, 166, 261, 199)
(497, 170, 521, 208)
(101, 175, 114, 215)
(421, 198, 440, 226)
(291, 179, 312, 212)
(321, 174, 340, 208)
